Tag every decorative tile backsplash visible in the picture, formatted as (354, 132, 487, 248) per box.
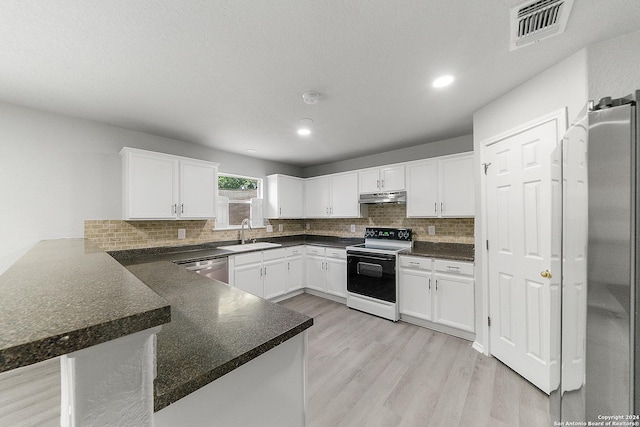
(85, 204, 473, 251)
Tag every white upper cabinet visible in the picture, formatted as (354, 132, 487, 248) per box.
(266, 174, 304, 219)
(329, 172, 360, 217)
(180, 159, 219, 219)
(304, 176, 330, 218)
(304, 172, 362, 218)
(439, 154, 475, 217)
(406, 160, 439, 218)
(358, 165, 405, 194)
(121, 148, 218, 220)
(406, 152, 474, 218)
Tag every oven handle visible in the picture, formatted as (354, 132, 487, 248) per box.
(347, 252, 395, 262)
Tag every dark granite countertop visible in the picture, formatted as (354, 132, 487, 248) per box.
(0, 239, 171, 373)
(403, 242, 475, 262)
(110, 234, 363, 266)
(124, 261, 313, 411)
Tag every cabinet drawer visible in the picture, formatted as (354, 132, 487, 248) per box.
(263, 248, 286, 261)
(233, 251, 263, 266)
(434, 259, 474, 276)
(399, 256, 432, 270)
(325, 249, 346, 259)
(306, 246, 325, 257)
(285, 246, 304, 257)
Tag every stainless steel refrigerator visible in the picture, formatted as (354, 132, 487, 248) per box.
(556, 91, 639, 422)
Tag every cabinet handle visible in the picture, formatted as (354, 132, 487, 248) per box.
(330, 207, 333, 214)
(288, 262, 290, 271)
(326, 207, 329, 214)
(441, 202, 444, 214)
(279, 207, 282, 216)
(264, 266, 267, 276)
(376, 179, 380, 189)
(446, 266, 460, 272)
(428, 278, 431, 290)
(435, 279, 438, 291)
(434, 202, 437, 214)
(409, 261, 420, 266)
(381, 179, 384, 189)
(181, 203, 184, 214)
(173, 204, 177, 214)
(260, 268, 263, 277)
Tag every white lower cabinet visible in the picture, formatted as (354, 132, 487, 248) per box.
(285, 247, 304, 294)
(229, 247, 304, 300)
(305, 246, 347, 299)
(399, 256, 475, 338)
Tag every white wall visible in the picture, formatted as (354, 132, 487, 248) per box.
(0, 102, 302, 274)
(472, 48, 589, 353)
(302, 134, 472, 177)
(587, 28, 640, 102)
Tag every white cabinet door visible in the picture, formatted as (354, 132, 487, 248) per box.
(306, 255, 325, 292)
(286, 256, 304, 293)
(325, 257, 347, 298)
(380, 165, 405, 191)
(329, 172, 360, 218)
(280, 176, 304, 218)
(180, 159, 217, 219)
(406, 160, 438, 218)
(358, 168, 382, 194)
(267, 175, 304, 218)
(439, 154, 475, 217)
(263, 257, 287, 300)
(433, 273, 474, 332)
(399, 268, 433, 321)
(359, 165, 405, 194)
(125, 150, 178, 219)
(304, 176, 330, 218)
(234, 263, 263, 298)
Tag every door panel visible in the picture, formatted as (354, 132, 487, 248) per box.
(486, 118, 560, 394)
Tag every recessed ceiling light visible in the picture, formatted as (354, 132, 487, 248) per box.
(297, 118, 313, 136)
(432, 75, 454, 88)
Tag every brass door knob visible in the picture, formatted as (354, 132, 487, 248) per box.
(540, 270, 552, 279)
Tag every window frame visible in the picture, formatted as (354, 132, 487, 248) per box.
(216, 173, 264, 230)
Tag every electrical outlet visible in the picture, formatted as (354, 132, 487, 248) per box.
(178, 229, 186, 239)
(266, 225, 273, 232)
(278, 224, 283, 232)
(306, 222, 310, 230)
(350, 224, 356, 233)
(428, 226, 436, 235)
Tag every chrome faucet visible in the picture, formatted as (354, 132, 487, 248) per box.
(240, 218, 252, 244)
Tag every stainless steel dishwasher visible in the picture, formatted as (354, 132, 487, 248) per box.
(177, 257, 228, 283)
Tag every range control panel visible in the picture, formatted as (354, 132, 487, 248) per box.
(364, 227, 412, 241)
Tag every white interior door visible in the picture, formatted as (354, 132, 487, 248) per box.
(561, 113, 589, 393)
(486, 118, 561, 394)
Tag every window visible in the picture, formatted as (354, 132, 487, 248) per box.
(216, 174, 263, 228)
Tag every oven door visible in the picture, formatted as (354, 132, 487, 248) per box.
(347, 251, 396, 303)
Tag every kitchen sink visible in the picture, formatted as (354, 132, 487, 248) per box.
(217, 242, 282, 252)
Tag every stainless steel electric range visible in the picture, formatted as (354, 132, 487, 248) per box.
(345, 227, 412, 321)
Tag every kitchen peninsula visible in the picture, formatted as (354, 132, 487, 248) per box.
(0, 239, 312, 426)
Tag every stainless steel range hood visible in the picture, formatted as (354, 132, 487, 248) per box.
(358, 191, 406, 204)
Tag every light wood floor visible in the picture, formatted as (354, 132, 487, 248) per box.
(280, 293, 550, 427)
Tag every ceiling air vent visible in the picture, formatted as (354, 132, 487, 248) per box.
(510, 0, 574, 50)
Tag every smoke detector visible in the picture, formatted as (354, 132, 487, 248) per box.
(510, 0, 574, 50)
(302, 91, 320, 105)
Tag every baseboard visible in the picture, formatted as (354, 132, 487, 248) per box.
(471, 340, 486, 355)
(399, 314, 476, 342)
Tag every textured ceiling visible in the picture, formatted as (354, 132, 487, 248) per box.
(0, 1, 639, 167)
